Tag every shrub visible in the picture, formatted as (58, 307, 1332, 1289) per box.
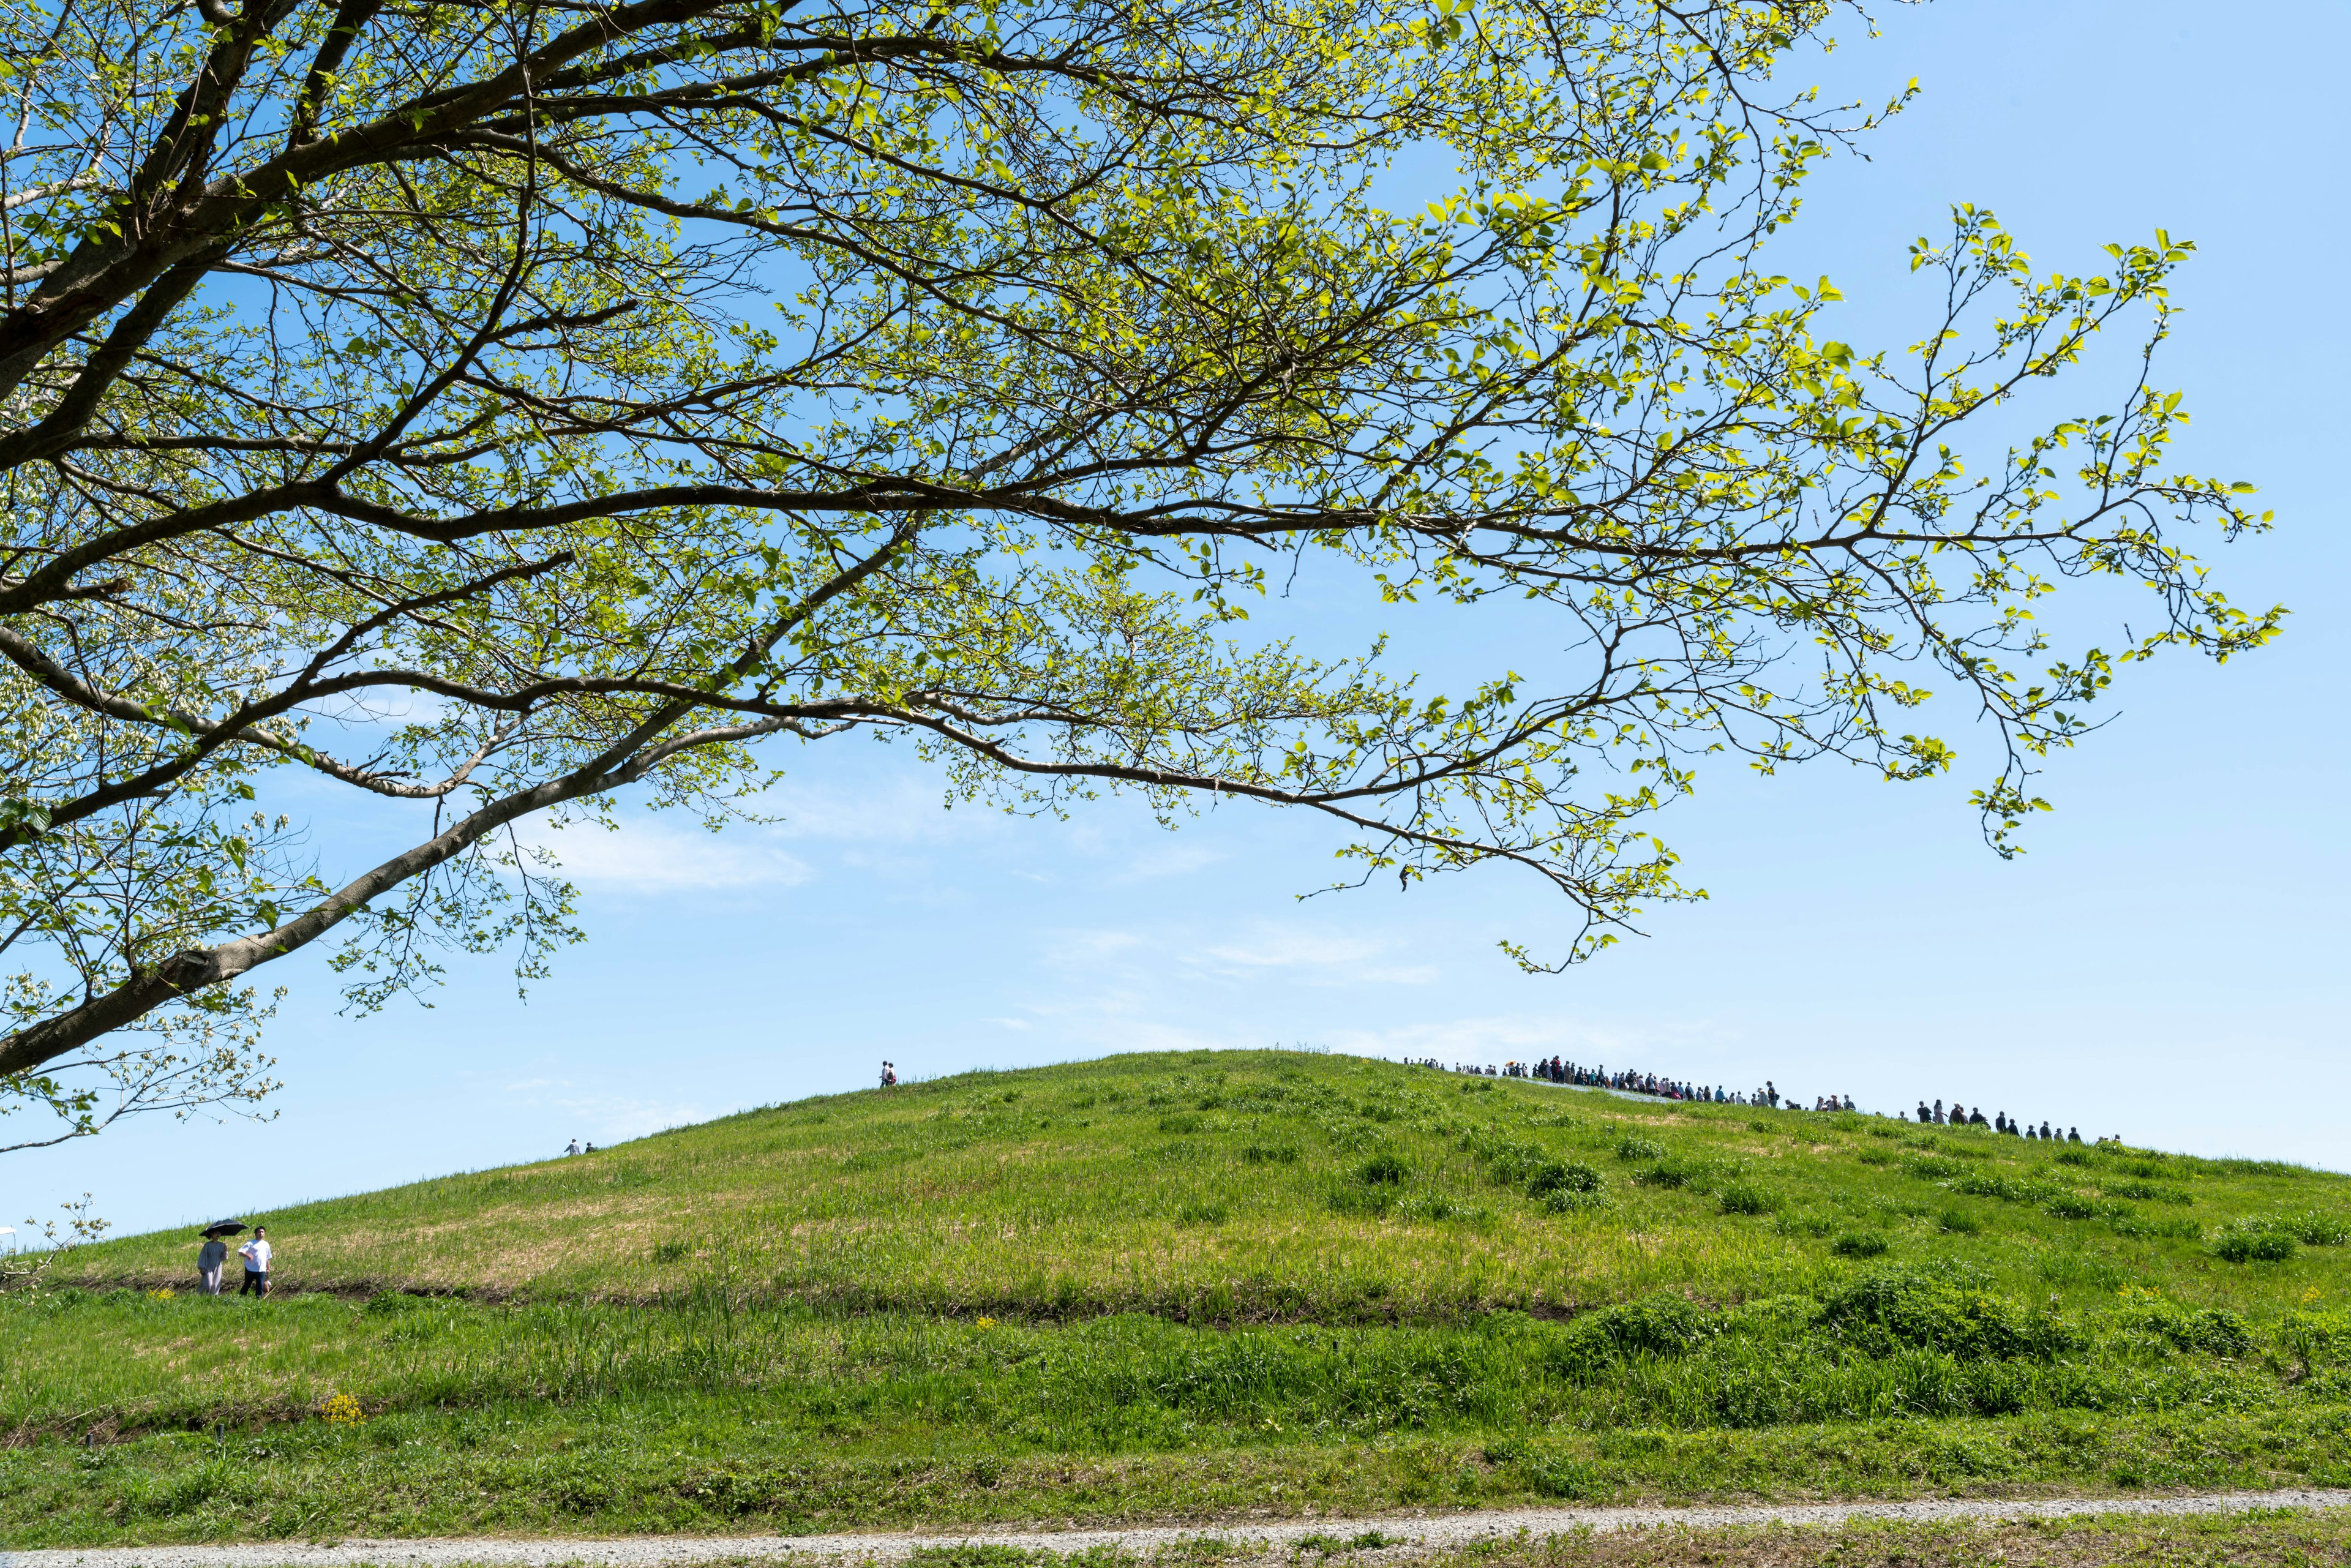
(1525, 1160, 1605, 1199)
(2211, 1219, 2297, 1264)
(1157, 1112, 1206, 1135)
(1633, 1161, 1692, 1190)
(2107, 1214, 2203, 1242)
(1817, 1264, 2067, 1362)
(1583, 1293, 1710, 1359)
(2284, 1211, 2350, 1246)
(1355, 1152, 1411, 1185)
(2055, 1146, 2092, 1167)
(1832, 1231, 1890, 1258)
(1937, 1207, 1982, 1234)
(1717, 1182, 1782, 1216)
(1540, 1187, 1611, 1214)
(2164, 1308, 2254, 1357)
(2282, 1310, 2351, 1364)
(1614, 1135, 1665, 1161)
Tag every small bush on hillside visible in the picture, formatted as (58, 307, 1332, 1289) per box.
(1462, 1131, 1608, 1210)
(1776, 1210, 1834, 1237)
(2147, 1307, 2254, 1357)
(1579, 1293, 1712, 1360)
(2283, 1310, 2351, 1364)
(650, 1240, 691, 1264)
(2213, 1219, 2299, 1263)
(2284, 1211, 2351, 1246)
(1717, 1182, 1781, 1216)
(1633, 1161, 1693, 1190)
(1356, 1152, 1411, 1185)
(1614, 1136, 1665, 1161)
(1525, 1160, 1605, 1199)
(1937, 1207, 1982, 1234)
(2056, 1146, 2093, 1167)
(1832, 1231, 1890, 1258)
(1817, 1264, 2069, 1361)
(1157, 1112, 1206, 1135)
(2106, 1213, 2204, 1242)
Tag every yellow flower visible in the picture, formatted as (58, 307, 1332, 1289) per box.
(149, 1288, 175, 1300)
(974, 1316, 997, 1329)
(321, 1392, 366, 1425)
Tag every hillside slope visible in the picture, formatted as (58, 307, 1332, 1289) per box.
(65, 1049, 2351, 1315)
(12, 1050, 2351, 1548)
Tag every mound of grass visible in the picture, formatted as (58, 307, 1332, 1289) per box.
(15, 1049, 2351, 1545)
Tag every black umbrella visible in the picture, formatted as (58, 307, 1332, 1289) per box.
(200, 1220, 249, 1239)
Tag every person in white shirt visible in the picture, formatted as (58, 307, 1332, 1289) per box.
(237, 1226, 272, 1297)
(197, 1235, 228, 1295)
(566, 1139, 582, 1156)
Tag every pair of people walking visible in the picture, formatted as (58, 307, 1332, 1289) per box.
(195, 1225, 271, 1296)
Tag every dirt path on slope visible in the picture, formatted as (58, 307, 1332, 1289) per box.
(10, 1488, 2351, 1568)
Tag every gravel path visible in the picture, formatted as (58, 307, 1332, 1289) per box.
(9, 1489, 2350, 1568)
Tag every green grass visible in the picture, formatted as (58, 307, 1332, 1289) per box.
(10, 1049, 2351, 1545)
(55, 1049, 2350, 1314)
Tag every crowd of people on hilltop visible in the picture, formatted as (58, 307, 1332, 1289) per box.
(1414, 1056, 1854, 1112)
(1404, 1057, 2111, 1139)
(1915, 1098, 2085, 1142)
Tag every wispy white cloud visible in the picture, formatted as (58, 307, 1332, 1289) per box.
(1041, 928, 1147, 964)
(493, 1074, 715, 1144)
(766, 776, 991, 845)
(1196, 928, 1438, 985)
(523, 818, 810, 893)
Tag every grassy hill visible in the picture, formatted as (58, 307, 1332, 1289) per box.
(8, 1049, 2351, 1546)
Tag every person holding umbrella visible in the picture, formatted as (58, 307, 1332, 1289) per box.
(196, 1221, 242, 1295)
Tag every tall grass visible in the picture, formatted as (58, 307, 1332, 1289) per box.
(51, 1052, 2351, 1320)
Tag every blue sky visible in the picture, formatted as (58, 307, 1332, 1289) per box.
(10, 0, 2347, 1242)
